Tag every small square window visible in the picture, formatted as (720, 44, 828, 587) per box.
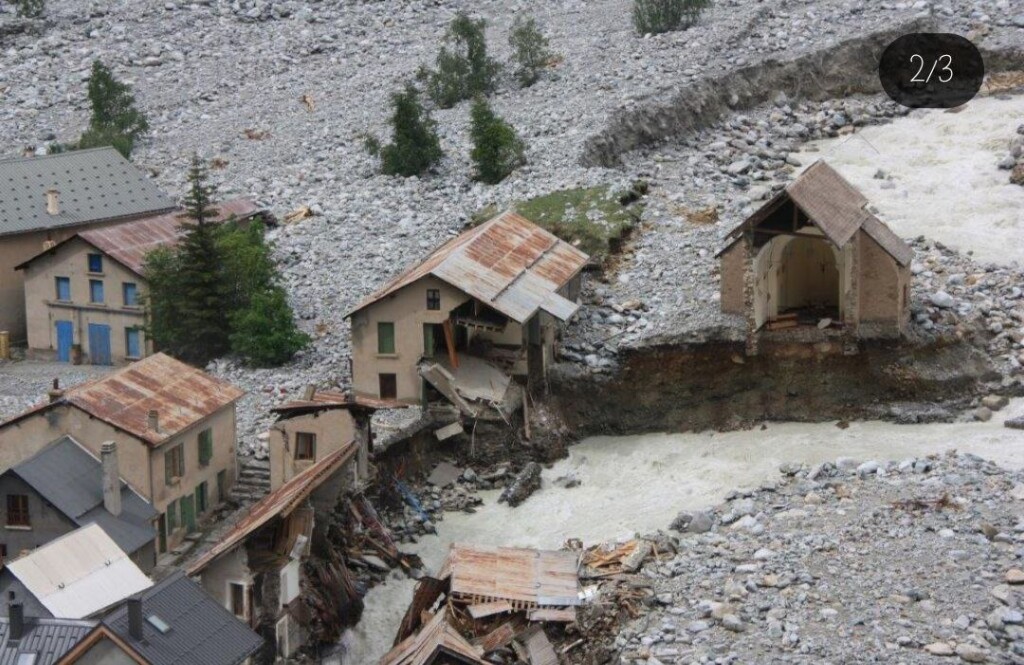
(426, 289, 441, 310)
(294, 432, 316, 461)
(379, 373, 397, 400)
(87, 253, 103, 273)
(89, 279, 104, 304)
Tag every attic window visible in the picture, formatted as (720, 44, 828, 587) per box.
(147, 615, 171, 634)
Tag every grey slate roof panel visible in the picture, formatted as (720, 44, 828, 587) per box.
(0, 147, 175, 237)
(0, 616, 95, 665)
(11, 436, 157, 555)
(103, 572, 263, 665)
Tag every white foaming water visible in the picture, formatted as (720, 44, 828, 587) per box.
(795, 94, 1024, 265)
(343, 399, 1024, 663)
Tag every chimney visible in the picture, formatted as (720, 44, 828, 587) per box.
(47, 378, 63, 404)
(8, 596, 24, 641)
(45, 189, 60, 216)
(128, 598, 144, 640)
(147, 410, 159, 433)
(302, 384, 316, 401)
(101, 441, 121, 517)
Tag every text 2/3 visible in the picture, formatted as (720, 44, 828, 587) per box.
(909, 54, 953, 84)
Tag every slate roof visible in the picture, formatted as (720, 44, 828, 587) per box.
(15, 198, 263, 276)
(102, 572, 263, 665)
(348, 211, 589, 324)
(0, 354, 245, 448)
(6, 524, 153, 620)
(0, 616, 95, 665)
(0, 148, 175, 237)
(721, 160, 914, 266)
(10, 436, 156, 556)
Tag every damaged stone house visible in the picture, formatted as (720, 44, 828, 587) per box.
(346, 211, 589, 417)
(0, 353, 245, 558)
(187, 445, 366, 661)
(15, 199, 261, 365)
(0, 147, 176, 344)
(717, 160, 913, 352)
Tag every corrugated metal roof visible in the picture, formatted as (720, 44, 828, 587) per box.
(349, 211, 589, 324)
(721, 160, 913, 266)
(11, 436, 156, 556)
(379, 609, 487, 665)
(61, 353, 243, 447)
(0, 617, 95, 665)
(7, 524, 153, 620)
(188, 443, 357, 574)
(0, 148, 175, 237)
(102, 572, 263, 665)
(272, 389, 407, 416)
(438, 544, 580, 608)
(16, 199, 262, 276)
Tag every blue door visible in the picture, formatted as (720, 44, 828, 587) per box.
(55, 321, 73, 362)
(88, 324, 111, 365)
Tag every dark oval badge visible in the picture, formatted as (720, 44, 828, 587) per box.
(879, 33, 984, 109)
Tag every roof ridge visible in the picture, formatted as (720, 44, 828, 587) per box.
(0, 146, 120, 165)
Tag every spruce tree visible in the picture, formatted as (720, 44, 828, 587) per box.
(380, 85, 443, 177)
(78, 60, 149, 158)
(509, 16, 552, 88)
(173, 156, 230, 363)
(470, 97, 525, 184)
(427, 13, 500, 108)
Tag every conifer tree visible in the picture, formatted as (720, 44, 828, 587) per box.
(427, 13, 500, 108)
(380, 85, 443, 177)
(509, 16, 552, 88)
(470, 97, 525, 184)
(78, 61, 149, 158)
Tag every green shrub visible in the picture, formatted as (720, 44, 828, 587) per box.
(379, 85, 443, 177)
(509, 16, 552, 88)
(80, 60, 150, 158)
(633, 0, 710, 34)
(469, 97, 525, 184)
(229, 287, 310, 367)
(427, 13, 500, 108)
(12, 0, 43, 18)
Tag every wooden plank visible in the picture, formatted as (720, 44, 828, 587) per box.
(522, 627, 559, 665)
(528, 608, 576, 623)
(471, 621, 516, 652)
(443, 319, 459, 369)
(468, 601, 513, 619)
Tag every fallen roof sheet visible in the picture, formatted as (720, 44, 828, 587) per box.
(0, 147, 175, 237)
(0, 353, 245, 447)
(102, 571, 262, 665)
(349, 211, 589, 324)
(722, 160, 913, 266)
(11, 436, 156, 555)
(380, 609, 487, 665)
(16, 198, 261, 274)
(187, 443, 357, 573)
(438, 544, 580, 608)
(7, 524, 152, 620)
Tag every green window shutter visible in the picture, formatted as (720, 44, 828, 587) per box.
(167, 500, 177, 531)
(378, 322, 395, 354)
(198, 429, 212, 466)
(165, 449, 174, 484)
(177, 446, 185, 477)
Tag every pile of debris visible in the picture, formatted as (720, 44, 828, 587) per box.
(998, 123, 1024, 186)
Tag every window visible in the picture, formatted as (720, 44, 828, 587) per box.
(164, 445, 184, 484)
(123, 282, 139, 307)
(166, 500, 178, 532)
(377, 322, 395, 354)
(0, 544, 7, 560)
(54, 276, 70, 301)
(6, 495, 29, 528)
(198, 428, 213, 466)
(196, 482, 208, 514)
(294, 432, 316, 461)
(125, 328, 141, 359)
(89, 279, 104, 304)
(229, 582, 247, 619)
(379, 373, 397, 400)
(87, 253, 103, 273)
(426, 289, 441, 310)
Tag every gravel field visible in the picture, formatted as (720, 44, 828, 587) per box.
(2, 0, 1023, 451)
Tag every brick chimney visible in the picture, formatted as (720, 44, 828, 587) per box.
(147, 409, 159, 433)
(45, 189, 60, 216)
(101, 441, 121, 517)
(128, 597, 144, 640)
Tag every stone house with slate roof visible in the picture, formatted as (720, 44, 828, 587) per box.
(0, 148, 175, 343)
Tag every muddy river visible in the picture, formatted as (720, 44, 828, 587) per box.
(339, 400, 1024, 663)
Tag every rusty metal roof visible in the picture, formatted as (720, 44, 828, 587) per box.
(15, 198, 262, 275)
(379, 609, 486, 665)
(271, 390, 407, 416)
(187, 443, 357, 574)
(721, 160, 913, 266)
(348, 211, 589, 324)
(438, 544, 580, 608)
(0, 354, 245, 447)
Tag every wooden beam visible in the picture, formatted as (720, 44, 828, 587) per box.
(442, 319, 459, 369)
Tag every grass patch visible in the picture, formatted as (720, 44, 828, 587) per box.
(474, 183, 646, 262)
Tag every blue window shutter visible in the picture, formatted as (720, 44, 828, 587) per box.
(123, 282, 138, 306)
(126, 328, 140, 358)
(88, 254, 103, 273)
(90, 280, 104, 303)
(55, 277, 70, 301)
